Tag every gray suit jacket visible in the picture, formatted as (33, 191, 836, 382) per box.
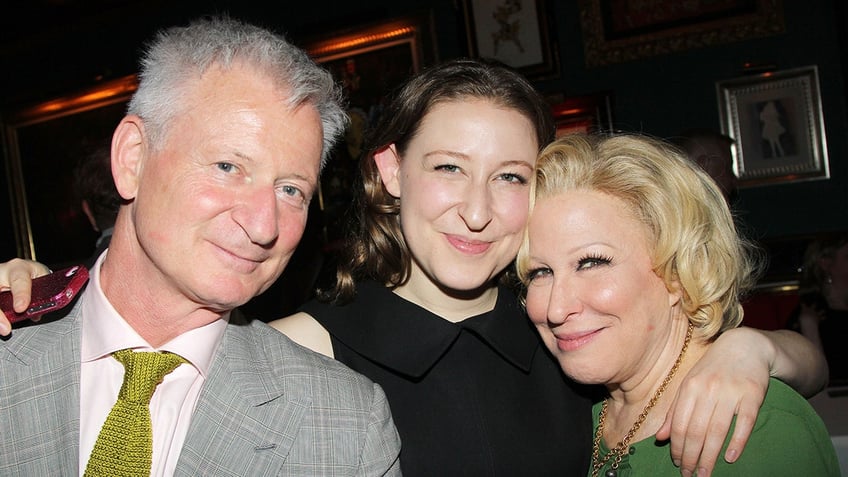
(0, 299, 401, 476)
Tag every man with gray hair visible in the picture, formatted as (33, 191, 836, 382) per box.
(0, 16, 400, 476)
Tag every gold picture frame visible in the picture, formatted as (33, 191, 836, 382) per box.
(578, 0, 785, 67)
(462, 0, 559, 79)
(2, 75, 137, 263)
(716, 66, 829, 187)
(303, 14, 436, 245)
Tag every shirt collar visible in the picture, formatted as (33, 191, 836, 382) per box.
(80, 250, 227, 378)
(311, 281, 541, 378)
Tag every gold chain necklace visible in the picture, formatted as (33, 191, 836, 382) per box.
(590, 323, 694, 477)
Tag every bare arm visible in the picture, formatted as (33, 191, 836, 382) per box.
(761, 327, 828, 395)
(797, 303, 825, 353)
(269, 312, 335, 358)
(0, 258, 52, 335)
(656, 326, 828, 477)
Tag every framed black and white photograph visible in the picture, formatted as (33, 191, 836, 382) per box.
(462, 0, 559, 79)
(716, 66, 829, 187)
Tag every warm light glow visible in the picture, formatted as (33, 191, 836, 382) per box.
(24, 76, 137, 119)
(309, 27, 414, 57)
(753, 281, 799, 293)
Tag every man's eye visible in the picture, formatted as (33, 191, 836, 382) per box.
(281, 185, 303, 198)
(216, 162, 235, 173)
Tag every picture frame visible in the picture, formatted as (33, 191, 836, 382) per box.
(1, 75, 137, 264)
(716, 66, 829, 187)
(303, 14, 437, 246)
(578, 0, 785, 67)
(548, 91, 614, 137)
(461, 0, 559, 79)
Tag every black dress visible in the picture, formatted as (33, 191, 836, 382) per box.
(820, 308, 848, 385)
(300, 281, 594, 476)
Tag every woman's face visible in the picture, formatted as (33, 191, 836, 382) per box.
(523, 189, 680, 386)
(823, 242, 848, 289)
(375, 99, 538, 295)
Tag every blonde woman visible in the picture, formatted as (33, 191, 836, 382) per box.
(518, 133, 839, 476)
(2, 68, 830, 476)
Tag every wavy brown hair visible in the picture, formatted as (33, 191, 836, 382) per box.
(321, 58, 554, 303)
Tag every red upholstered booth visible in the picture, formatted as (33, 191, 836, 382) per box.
(741, 287, 800, 331)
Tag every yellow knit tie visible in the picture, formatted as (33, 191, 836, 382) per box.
(84, 349, 186, 477)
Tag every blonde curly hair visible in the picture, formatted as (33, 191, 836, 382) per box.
(516, 133, 762, 340)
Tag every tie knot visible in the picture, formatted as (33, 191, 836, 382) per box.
(85, 350, 186, 477)
(113, 349, 186, 403)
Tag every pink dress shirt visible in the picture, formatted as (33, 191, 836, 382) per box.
(79, 252, 228, 476)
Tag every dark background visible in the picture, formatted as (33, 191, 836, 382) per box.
(2, 0, 846, 315)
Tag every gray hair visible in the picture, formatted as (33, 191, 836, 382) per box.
(127, 15, 347, 167)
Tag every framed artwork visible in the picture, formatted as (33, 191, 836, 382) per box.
(304, 14, 436, 245)
(1, 75, 137, 265)
(548, 91, 614, 137)
(716, 66, 829, 187)
(462, 0, 559, 79)
(578, 0, 785, 67)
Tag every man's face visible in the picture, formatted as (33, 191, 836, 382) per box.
(693, 140, 738, 202)
(125, 63, 323, 312)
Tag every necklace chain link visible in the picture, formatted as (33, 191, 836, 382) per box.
(590, 323, 694, 477)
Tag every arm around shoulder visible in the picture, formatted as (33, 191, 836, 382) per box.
(659, 325, 829, 474)
(712, 326, 827, 397)
(269, 312, 335, 358)
(756, 327, 829, 397)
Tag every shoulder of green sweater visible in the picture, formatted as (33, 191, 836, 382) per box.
(760, 377, 818, 418)
(734, 377, 841, 475)
(754, 377, 831, 434)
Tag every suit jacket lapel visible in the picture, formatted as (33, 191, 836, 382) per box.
(0, 303, 82, 473)
(176, 320, 309, 475)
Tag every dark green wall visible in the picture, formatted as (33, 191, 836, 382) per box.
(544, 1, 848, 240)
(2, 0, 846, 263)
